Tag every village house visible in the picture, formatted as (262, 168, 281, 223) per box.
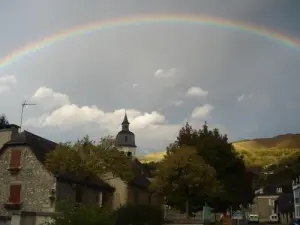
(0, 114, 162, 225)
(250, 184, 292, 222)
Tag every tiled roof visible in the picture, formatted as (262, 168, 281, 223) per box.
(129, 158, 151, 189)
(255, 184, 292, 196)
(1, 131, 113, 190)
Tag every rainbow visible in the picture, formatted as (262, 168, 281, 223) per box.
(1, 13, 300, 70)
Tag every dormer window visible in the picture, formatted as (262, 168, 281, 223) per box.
(276, 187, 282, 193)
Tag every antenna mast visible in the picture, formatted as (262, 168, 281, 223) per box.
(20, 101, 36, 131)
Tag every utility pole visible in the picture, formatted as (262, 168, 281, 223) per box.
(20, 101, 36, 131)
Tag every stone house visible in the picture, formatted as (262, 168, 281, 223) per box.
(0, 118, 162, 225)
(250, 184, 292, 222)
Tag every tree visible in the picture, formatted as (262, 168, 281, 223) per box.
(45, 135, 134, 181)
(0, 114, 9, 129)
(45, 202, 114, 225)
(98, 135, 116, 150)
(150, 147, 219, 216)
(166, 122, 254, 212)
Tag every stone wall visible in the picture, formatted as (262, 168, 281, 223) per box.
(0, 146, 56, 216)
(56, 180, 113, 209)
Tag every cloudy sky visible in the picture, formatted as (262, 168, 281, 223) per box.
(0, 0, 300, 155)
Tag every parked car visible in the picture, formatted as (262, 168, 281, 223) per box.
(269, 214, 279, 223)
(247, 214, 259, 224)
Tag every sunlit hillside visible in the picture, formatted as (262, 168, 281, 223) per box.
(139, 134, 300, 168)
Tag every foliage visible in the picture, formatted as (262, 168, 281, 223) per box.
(45, 201, 114, 225)
(0, 114, 9, 129)
(45, 135, 134, 181)
(113, 204, 164, 225)
(150, 146, 219, 213)
(165, 122, 253, 212)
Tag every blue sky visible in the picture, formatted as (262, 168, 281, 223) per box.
(0, 0, 300, 155)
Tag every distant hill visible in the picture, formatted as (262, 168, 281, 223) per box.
(139, 134, 300, 169)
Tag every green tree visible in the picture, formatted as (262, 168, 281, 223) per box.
(0, 114, 9, 129)
(45, 135, 134, 181)
(167, 122, 253, 212)
(150, 147, 219, 216)
(98, 135, 116, 150)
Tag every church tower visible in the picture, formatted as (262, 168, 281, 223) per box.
(115, 113, 136, 157)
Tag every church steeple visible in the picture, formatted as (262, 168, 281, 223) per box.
(122, 113, 129, 131)
(115, 112, 137, 157)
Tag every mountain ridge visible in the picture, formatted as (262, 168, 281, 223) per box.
(139, 133, 300, 166)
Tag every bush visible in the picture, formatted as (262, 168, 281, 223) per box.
(114, 204, 164, 225)
(45, 202, 114, 225)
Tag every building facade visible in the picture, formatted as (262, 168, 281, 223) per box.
(293, 176, 300, 219)
(251, 185, 292, 222)
(0, 117, 162, 225)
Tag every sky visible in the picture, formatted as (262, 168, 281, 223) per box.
(0, 0, 300, 155)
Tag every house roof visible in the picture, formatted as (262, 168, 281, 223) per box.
(1, 130, 114, 191)
(255, 184, 292, 196)
(275, 193, 294, 213)
(129, 158, 151, 189)
(1, 130, 151, 190)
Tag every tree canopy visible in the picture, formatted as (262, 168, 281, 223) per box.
(45, 135, 134, 181)
(0, 114, 9, 129)
(162, 122, 253, 212)
(150, 146, 218, 214)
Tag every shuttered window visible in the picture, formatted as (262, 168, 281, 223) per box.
(10, 150, 21, 168)
(9, 184, 21, 203)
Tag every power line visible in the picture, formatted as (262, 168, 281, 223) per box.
(20, 101, 36, 131)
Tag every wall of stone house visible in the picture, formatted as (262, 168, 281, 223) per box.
(102, 173, 128, 210)
(0, 128, 18, 149)
(0, 146, 56, 216)
(127, 185, 151, 205)
(55, 180, 113, 209)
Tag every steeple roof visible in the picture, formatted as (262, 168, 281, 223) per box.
(122, 112, 129, 125)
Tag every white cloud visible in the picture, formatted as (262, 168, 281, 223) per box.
(237, 94, 245, 103)
(0, 75, 17, 93)
(154, 68, 177, 78)
(132, 83, 139, 88)
(25, 87, 183, 146)
(186, 86, 208, 97)
(237, 92, 254, 103)
(31, 87, 71, 110)
(171, 100, 184, 107)
(191, 104, 214, 119)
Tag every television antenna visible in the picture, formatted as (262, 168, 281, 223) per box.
(20, 101, 36, 131)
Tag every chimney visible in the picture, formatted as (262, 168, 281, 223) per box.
(0, 124, 20, 149)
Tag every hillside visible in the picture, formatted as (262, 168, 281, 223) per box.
(139, 134, 300, 169)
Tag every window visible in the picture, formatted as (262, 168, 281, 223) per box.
(269, 199, 274, 206)
(10, 150, 21, 168)
(276, 187, 282, 193)
(75, 186, 83, 203)
(9, 184, 21, 204)
(98, 192, 103, 207)
(125, 136, 128, 142)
